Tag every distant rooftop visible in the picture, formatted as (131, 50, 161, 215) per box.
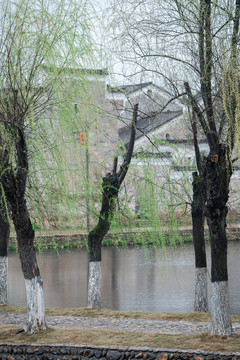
(42, 65, 108, 76)
(107, 82, 154, 96)
(119, 109, 183, 147)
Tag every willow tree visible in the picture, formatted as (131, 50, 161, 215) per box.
(0, 0, 92, 333)
(183, 0, 240, 336)
(87, 104, 138, 308)
(109, 0, 240, 335)
(189, 111, 208, 313)
(108, 0, 210, 313)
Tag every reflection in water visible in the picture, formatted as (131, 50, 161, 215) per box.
(8, 242, 240, 314)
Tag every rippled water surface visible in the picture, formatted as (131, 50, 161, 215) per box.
(8, 241, 240, 314)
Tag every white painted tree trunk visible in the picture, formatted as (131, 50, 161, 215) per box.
(24, 276, 46, 333)
(0, 256, 8, 304)
(210, 281, 232, 336)
(194, 267, 208, 312)
(87, 261, 102, 308)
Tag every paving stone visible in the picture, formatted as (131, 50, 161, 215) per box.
(1, 312, 240, 336)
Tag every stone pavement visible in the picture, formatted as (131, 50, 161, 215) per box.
(1, 312, 240, 335)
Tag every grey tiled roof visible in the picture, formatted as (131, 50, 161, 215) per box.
(107, 82, 153, 95)
(42, 65, 108, 76)
(119, 109, 183, 146)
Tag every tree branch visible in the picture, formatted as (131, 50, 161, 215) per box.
(113, 156, 118, 174)
(118, 103, 138, 184)
(226, 0, 240, 150)
(190, 110, 202, 175)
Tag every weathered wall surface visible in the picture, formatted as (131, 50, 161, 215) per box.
(28, 78, 240, 229)
(0, 343, 239, 360)
(30, 71, 119, 229)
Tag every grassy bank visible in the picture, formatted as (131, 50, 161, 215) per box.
(8, 229, 193, 251)
(8, 225, 240, 251)
(1, 304, 240, 322)
(1, 327, 240, 353)
(1, 306, 240, 352)
(1, 326, 240, 352)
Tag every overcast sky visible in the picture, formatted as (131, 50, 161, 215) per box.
(90, 0, 147, 86)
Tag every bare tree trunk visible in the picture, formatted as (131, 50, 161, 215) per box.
(88, 261, 102, 308)
(0, 122, 47, 333)
(87, 175, 118, 308)
(11, 200, 46, 333)
(0, 190, 10, 304)
(87, 104, 138, 308)
(86, 147, 90, 233)
(205, 146, 232, 336)
(0, 206, 10, 304)
(192, 172, 208, 312)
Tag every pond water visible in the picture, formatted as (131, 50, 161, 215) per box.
(8, 241, 240, 314)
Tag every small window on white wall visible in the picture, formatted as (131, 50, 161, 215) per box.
(147, 89, 152, 98)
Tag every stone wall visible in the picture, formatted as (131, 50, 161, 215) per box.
(0, 343, 239, 360)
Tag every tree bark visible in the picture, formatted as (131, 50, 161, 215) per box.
(0, 195, 10, 304)
(87, 261, 102, 308)
(192, 172, 208, 312)
(0, 121, 46, 333)
(2, 171, 46, 333)
(204, 145, 232, 336)
(87, 173, 119, 308)
(10, 199, 46, 333)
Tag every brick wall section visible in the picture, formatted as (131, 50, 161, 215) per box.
(88, 79, 119, 173)
(0, 343, 239, 359)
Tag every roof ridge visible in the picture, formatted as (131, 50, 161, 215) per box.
(107, 82, 153, 94)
